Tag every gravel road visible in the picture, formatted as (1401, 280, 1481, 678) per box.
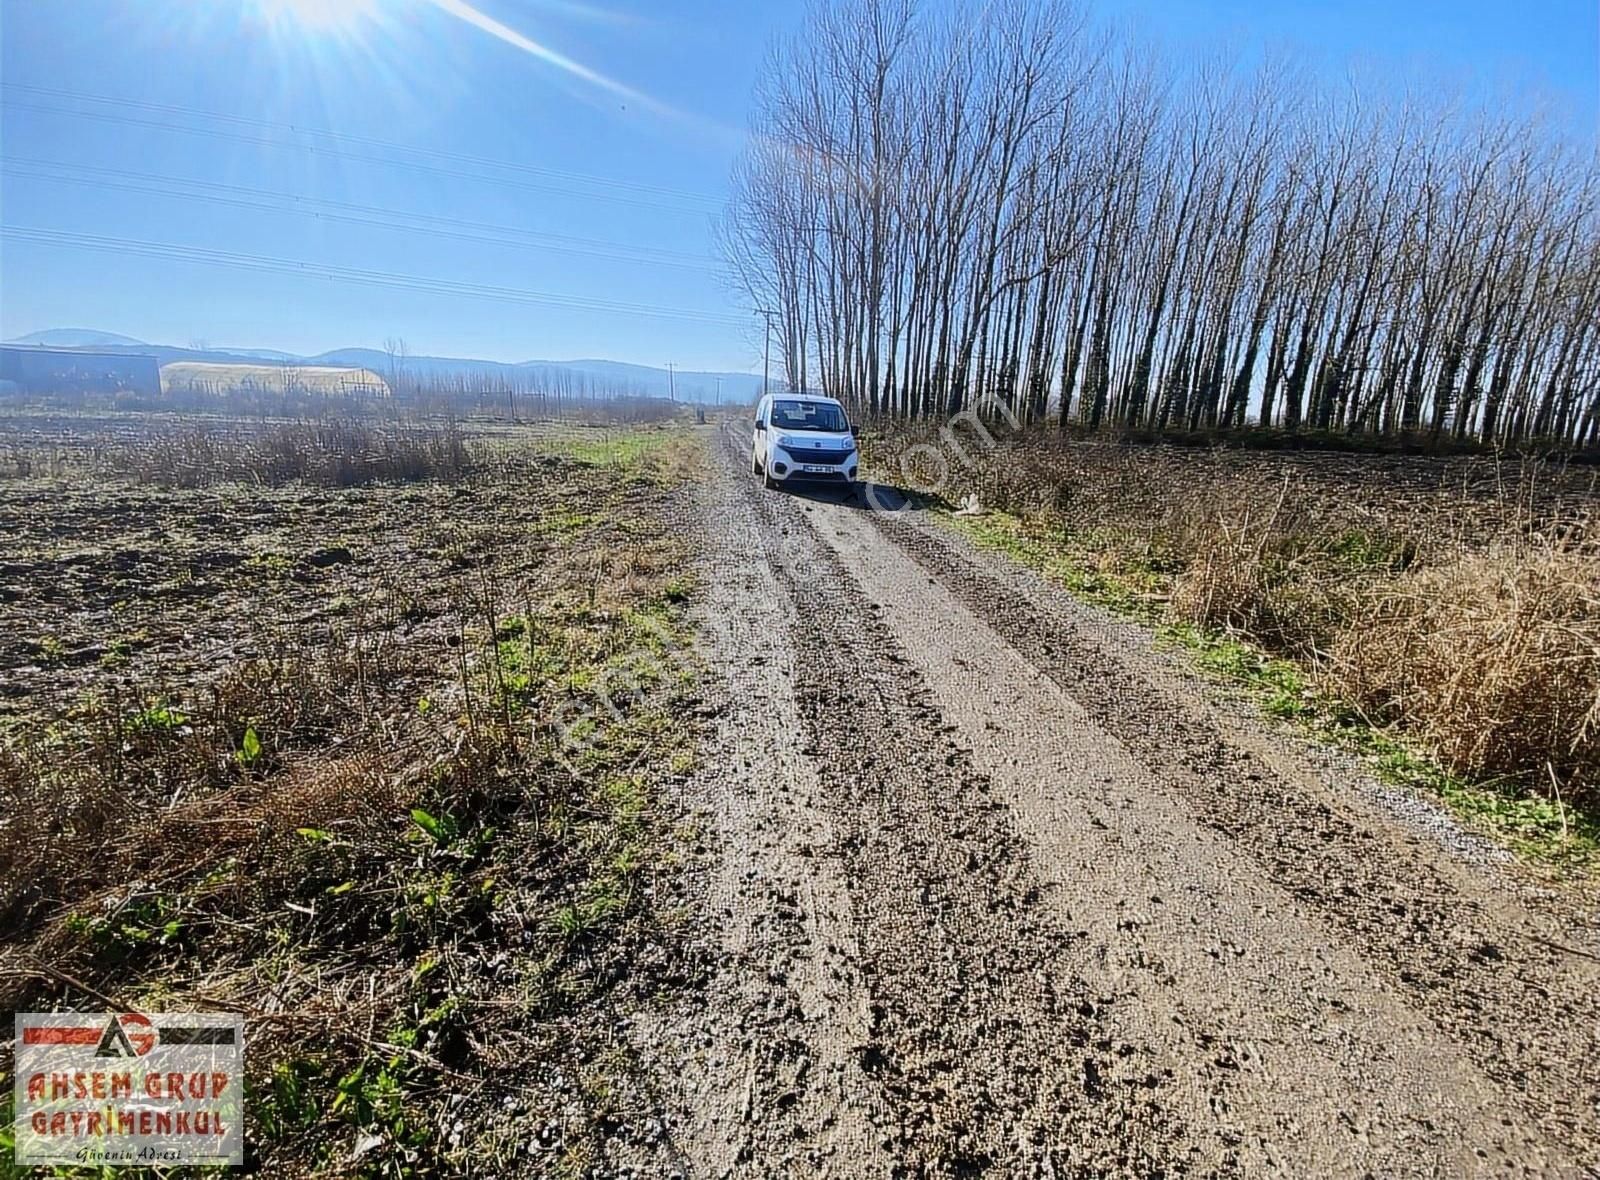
(652, 423, 1600, 1177)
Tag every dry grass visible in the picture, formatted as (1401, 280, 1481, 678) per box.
(102, 418, 472, 487)
(0, 631, 415, 940)
(874, 424, 1600, 807)
(0, 420, 707, 1174)
(1328, 546, 1600, 800)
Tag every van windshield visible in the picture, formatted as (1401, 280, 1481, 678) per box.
(771, 400, 849, 432)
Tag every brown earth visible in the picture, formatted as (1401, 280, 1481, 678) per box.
(640, 422, 1600, 1177)
(6, 413, 1600, 1176)
(0, 424, 584, 722)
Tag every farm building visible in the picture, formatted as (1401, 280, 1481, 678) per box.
(0, 345, 162, 395)
(161, 362, 390, 398)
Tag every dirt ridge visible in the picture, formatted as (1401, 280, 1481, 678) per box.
(874, 503, 1600, 1160)
(653, 424, 1599, 1176)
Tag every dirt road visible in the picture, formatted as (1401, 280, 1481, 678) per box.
(653, 423, 1600, 1177)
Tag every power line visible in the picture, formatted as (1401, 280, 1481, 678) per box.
(1, 82, 721, 209)
(1, 225, 751, 327)
(0, 98, 717, 217)
(3, 157, 721, 273)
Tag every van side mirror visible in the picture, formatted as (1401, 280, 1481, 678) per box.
(753, 420, 765, 432)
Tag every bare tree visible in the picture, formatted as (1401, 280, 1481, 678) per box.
(724, 0, 1600, 446)
(383, 336, 410, 398)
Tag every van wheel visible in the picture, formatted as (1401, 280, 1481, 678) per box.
(752, 451, 761, 476)
(762, 466, 777, 490)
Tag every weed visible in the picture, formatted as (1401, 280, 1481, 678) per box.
(33, 635, 65, 665)
(660, 573, 696, 604)
(552, 893, 626, 939)
(536, 509, 605, 536)
(237, 725, 263, 766)
(547, 428, 674, 469)
(1161, 623, 1315, 720)
(540, 425, 703, 486)
(0, 412, 705, 1177)
(942, 503, 1599, 867)
(944, 511, 1164, 621)
(104, 419, 472, 489)
(331, 1056, 431, 1153)
(128, 701, 191, 735)
(409, 806, 459, 847)
(63, 891, 187, 952)
(255, 1058, 324, 1143)
(244, 551, 296, 576)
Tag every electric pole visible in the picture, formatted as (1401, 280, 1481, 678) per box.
(757, 307, 777, 399)
(667, 362, 675, 403)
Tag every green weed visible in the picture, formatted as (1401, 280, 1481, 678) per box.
(255, 1058, 324, 1143)
(535, 509, 604, 536)
(941, 508, 1598, 868)
(33, 635, 66, 665)
(944, 511, 1165, 621)
(64, 892, 186, 951)
(659, 574, 695, 604)
(128, 701, 190, 734)
(545, 430, 673, 469)
(237, 725, 263, 766)
(244, 551, 295, 576)
(1160, 623, 1315, 720)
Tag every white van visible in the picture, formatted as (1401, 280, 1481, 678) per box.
(752, 392, 859, 490)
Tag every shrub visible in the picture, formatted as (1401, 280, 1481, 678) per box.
(104, 419, 472, 488)
(1171, 528, 1268, 632)
(874, 423, 1600, 808)
(1327, 547, 1600, 802)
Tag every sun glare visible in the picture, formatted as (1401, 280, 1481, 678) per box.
(256, 0, 380, 34)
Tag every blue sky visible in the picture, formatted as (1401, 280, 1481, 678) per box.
(2, 0, 1596, 373)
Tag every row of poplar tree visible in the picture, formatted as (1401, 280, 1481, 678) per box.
(725, 0, 1600, 444)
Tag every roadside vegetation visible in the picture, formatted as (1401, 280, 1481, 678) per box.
(0, 411, 706, 1176)
(719, 0, 1600, 859)
(534, 422, 705, 483)
(873, 429, 1600, 867)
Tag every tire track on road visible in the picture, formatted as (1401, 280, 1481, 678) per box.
(685, 425, 1203, 1175)
(747, 479, 1198, 1176)
(870, 503, 1600, 1168)
(663, 429, 891, 1178)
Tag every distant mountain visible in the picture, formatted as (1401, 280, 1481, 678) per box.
(6, 328, 147, 348)
(296, 349, 762, 404)
(5, 331, 765, 404)
(534, 358, 764, 404)
(213, 347, 302, 362)
(307, 348, 516, 380)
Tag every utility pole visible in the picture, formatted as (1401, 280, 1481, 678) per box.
(667, 362, 676, 403)
(715, 377, 722, 405)
(757, 307, 777, 399)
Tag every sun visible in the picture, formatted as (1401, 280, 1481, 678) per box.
(254, 0, 381, 34)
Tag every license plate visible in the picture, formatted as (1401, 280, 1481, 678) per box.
(802, 464, 834, 473)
